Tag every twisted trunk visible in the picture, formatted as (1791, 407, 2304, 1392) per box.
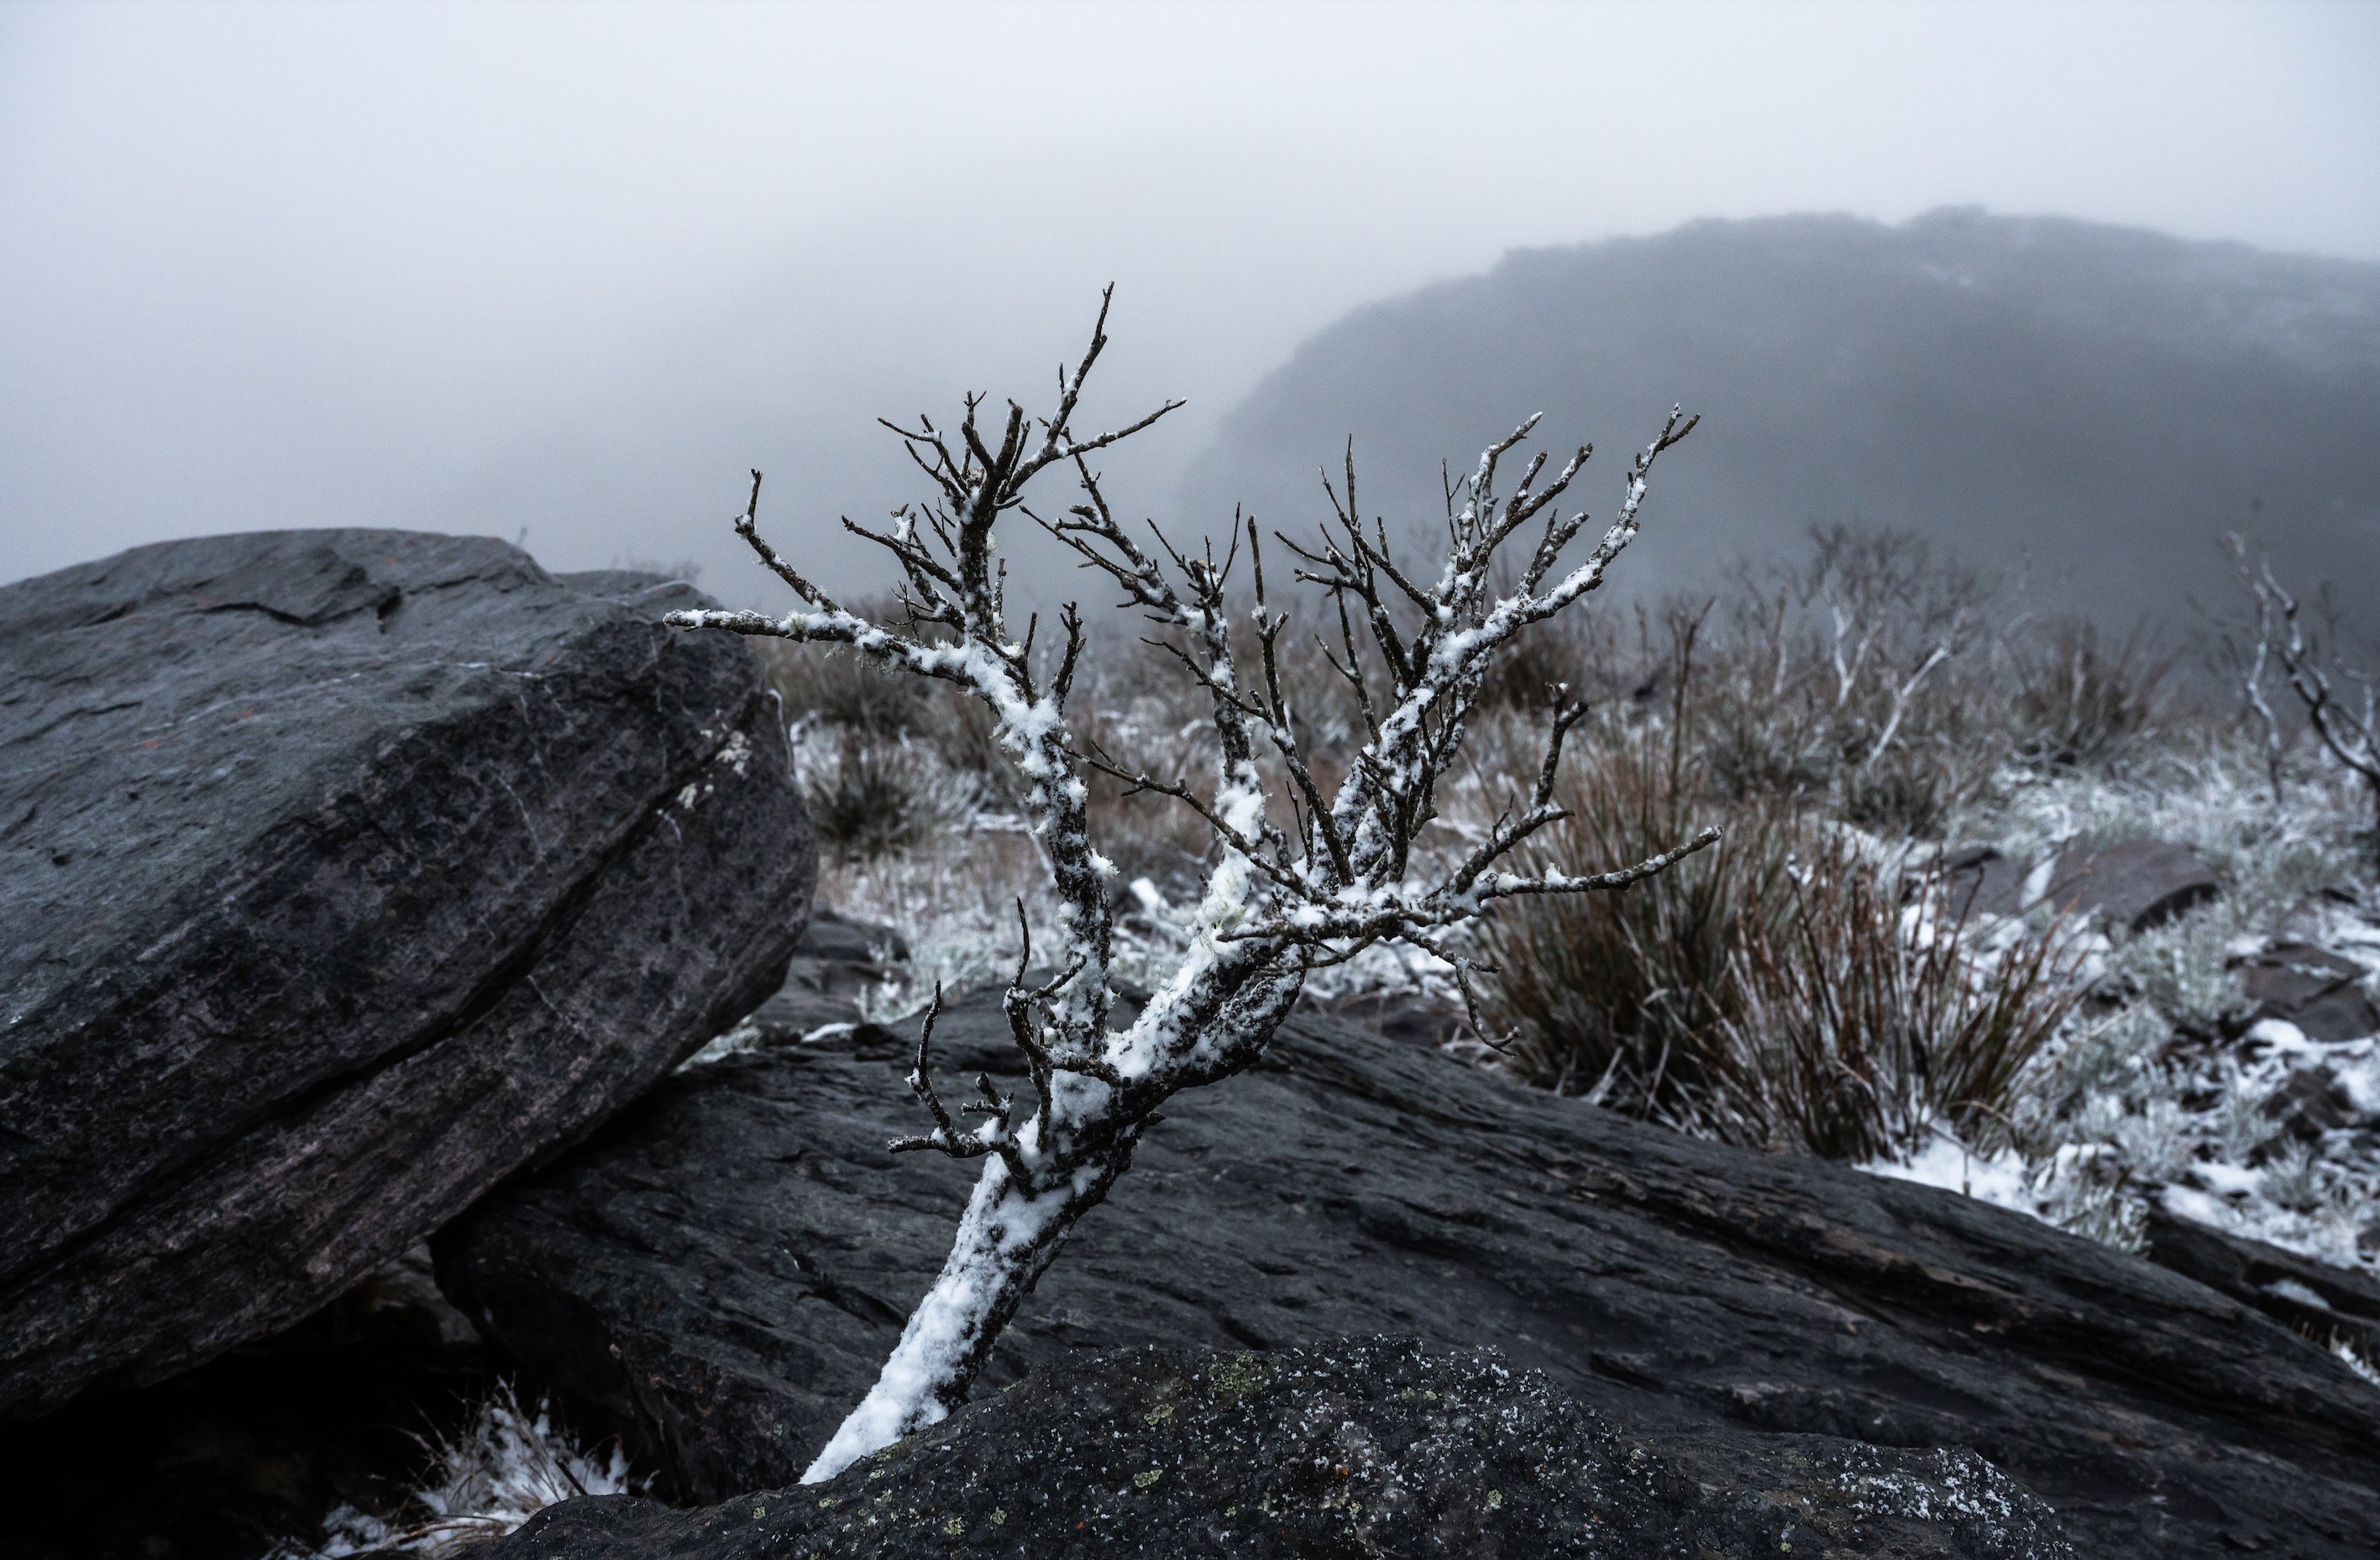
(801, 1153, 1124, 1483)
(803, 952, 1307, 1482)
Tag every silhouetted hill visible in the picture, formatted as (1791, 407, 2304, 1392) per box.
(1182, 209, 2380, 624)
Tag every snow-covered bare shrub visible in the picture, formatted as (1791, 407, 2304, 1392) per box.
(2231, 533, 2380, 860)
(667, 293, 1713, 1479)
(2005, 619, 2170, 772)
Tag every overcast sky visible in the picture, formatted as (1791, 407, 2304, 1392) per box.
(3, 0, 2375, 604)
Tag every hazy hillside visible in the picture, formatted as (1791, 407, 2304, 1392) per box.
(1182, 209, 2380, 624)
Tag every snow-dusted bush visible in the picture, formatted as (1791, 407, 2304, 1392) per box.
(2230, 533, 2380, 857)
(668, 293, 1714, 1479)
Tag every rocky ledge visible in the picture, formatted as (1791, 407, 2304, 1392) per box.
(475, 1339, 2073, 1560)
(437, 965, 2380, 1557)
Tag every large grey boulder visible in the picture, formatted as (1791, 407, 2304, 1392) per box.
(435, 977, 2380, 1557)
(0, 531, 815, 1421)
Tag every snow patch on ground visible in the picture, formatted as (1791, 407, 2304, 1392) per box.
(1864, 1132, 2045, 1216)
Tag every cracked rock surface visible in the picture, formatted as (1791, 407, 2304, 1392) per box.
(480, 1339, 2073, 1559)
(0, 531, 815, 1420)
(437, 979, 2380, 1557)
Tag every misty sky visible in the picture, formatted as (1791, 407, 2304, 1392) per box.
(3, 0, 2376, 606)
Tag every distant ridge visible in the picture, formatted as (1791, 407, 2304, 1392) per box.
(1182, 209, 2380, 625)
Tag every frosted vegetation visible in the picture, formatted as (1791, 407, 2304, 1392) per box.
(777, 521, 2379, 1286)
(277, 1381, 638, 1558)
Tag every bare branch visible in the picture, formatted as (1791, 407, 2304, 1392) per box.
(888, 986, 992, 1158)
(668, 305, 1710, 1483)
(1480, 825, 1725, 902)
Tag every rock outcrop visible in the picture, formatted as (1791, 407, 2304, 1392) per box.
(2239, 940, 2380, 1044)
(2143, 1205, 2380, 1364)
(436, 971, 2380, 1557)
(0, 531, 815, 1421)
(1944, 837, 2219, 931)
(479, 1340, 2074, 1560)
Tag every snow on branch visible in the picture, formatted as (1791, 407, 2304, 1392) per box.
(665, 294, 1712, 1482)
(2229, 532, 2380, 849)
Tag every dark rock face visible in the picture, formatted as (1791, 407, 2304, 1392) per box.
(2239, 941, 2380, 1044)
(435, 982, 2380, 1557)
(479, 1341, 2073, 1560)
(2143, 1206, 2380, 1364)
(0, 531, 815, 1421)
(0, 1249, 501, 1560)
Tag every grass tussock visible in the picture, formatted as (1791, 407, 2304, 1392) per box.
(282, 1380, 637, 1558)
(1712, 853, 2089, 1161)
(1476, 709, 2089, 1162)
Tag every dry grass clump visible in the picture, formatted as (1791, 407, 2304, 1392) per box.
(1474, 706, 2090, 1161)
(1712, 854, 2089, 1160)
(280, 1380, 637, 1558)
(756, 610, 1005, 866)
(1476, 714, 1796, 1107)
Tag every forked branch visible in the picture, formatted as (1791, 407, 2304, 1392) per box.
(665, 295, 1712, 1484)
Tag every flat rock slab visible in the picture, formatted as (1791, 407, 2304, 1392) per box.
(2240, 941, 2380, 1044)
(1943, 840, 2223, 934)
(2143, 1205, 2380, 1362)
(2044, 837, 2219, 932)
(0, 531, 815, 1420)
(1943, 845, 2031, 920)
(436, 987, 2380, 1557)
(480, 1340, 2073, 1560)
